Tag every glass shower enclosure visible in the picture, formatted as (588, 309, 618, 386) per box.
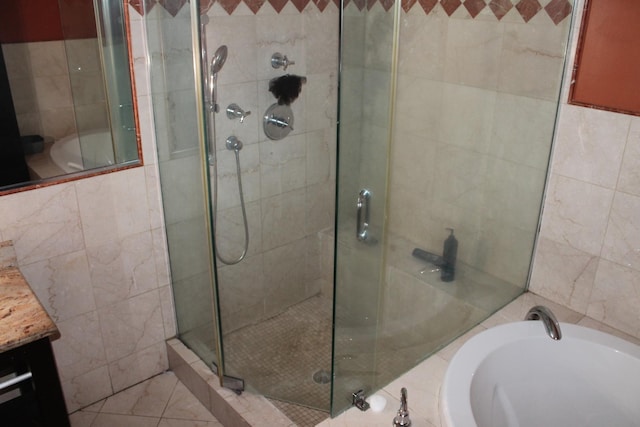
(146, 0, 574, 419)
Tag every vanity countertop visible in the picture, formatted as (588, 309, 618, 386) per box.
(0, 267, 60, 353)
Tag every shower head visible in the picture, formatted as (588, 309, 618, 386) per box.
(210, 45, 228, 76)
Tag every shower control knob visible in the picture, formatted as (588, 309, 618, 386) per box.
(271, 52, 295, 71)
(226, 103, 251, 123)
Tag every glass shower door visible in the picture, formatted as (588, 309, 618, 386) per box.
(332, 0, 398, 415)
(146, 2, 223, 373)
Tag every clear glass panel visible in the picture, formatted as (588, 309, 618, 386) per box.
(332, 1, 397, 416)
(333, 0, 573, 416)
(91, 0, 137, 165)
(146, 4, 220, 368)
(201, 5, 336, 413)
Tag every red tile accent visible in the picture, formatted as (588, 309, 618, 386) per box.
(367, 0, 376, 9)
(244, 0, 266, 13)
(333, 0, 341, 8)
(199, 0, 215, 14)
(544, 0, 572, 25)
(440, 0, 462, 16)
(269, 0, 289, 12)
(462, 0, 485, 18)
(219, 0, 242, 13)
(129, 0, 156, 16)
(515, 0, 541, 22)
(292, 0, 311, 11)
(380, 0, 396, 11)
(313, 0, 331, 11)
(419, 0, 438, 13)
(352, 0, 366, 10)
(488, 0, 512, 20)
(402, 0, 417, 12)
(158, 0, 186, 17)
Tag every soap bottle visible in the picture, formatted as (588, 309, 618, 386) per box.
(441, 228, 457, 282)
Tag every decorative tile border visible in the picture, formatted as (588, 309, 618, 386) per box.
(128, 0, 572, 24)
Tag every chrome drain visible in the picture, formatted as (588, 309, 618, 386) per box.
(312, 369, 331, 384)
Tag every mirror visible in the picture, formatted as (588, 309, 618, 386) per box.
(0, 0, 141, 194)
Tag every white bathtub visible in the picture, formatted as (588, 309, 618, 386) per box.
(441, 321, 640, 427)
(50, 130, 114, 174)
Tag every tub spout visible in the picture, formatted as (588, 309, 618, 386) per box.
(525, 305, 562, 340)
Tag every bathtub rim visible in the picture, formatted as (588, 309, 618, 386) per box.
(440, 321, 640, 427)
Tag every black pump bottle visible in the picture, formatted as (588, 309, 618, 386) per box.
(441, 228, 457, 282)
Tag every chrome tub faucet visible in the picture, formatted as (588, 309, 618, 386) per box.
(525, 305, 562, 340)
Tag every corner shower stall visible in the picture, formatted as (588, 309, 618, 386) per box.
(145, 0, 573, 420)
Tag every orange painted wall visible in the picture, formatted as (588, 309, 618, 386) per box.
(0, 0, 96, 44)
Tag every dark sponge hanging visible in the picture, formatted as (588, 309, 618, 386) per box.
(269, 74, 307, 105)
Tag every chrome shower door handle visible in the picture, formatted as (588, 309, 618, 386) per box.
(356, 189, 371, 242)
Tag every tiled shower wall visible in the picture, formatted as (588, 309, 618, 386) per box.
(530, 0, 640, 340)
(0, 8, 172, 413)
(388, 0, 572, 287)
(143, 0, 339, 334)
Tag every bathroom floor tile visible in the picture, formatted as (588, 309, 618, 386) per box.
(69, 371, 223, 427)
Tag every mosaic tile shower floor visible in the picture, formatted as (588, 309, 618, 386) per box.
(223, 295, 332, 426)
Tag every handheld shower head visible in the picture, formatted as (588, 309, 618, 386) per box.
(211, 45, 228, 75)
(208, 45, 228, 112)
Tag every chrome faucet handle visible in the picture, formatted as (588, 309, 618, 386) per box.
(226, 103, 251, 123)
(271, 52, 295, 71)
(393, 388, 411, 426)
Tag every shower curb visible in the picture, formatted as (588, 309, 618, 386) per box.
(166, 339, 297, 427)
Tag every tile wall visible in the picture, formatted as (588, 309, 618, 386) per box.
(529, 0, 640, 340)
(388, 0, 572, 287)
(0, 8, 173, 413)
(194, 0, 338, 332)
(2, 39, 108, 141)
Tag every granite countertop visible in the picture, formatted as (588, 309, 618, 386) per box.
(0, 267, 60, 352)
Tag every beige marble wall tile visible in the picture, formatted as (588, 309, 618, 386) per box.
(98, 289, 165, 362)
(61, 365, 113, 412)
(217, 253, 266, 331)
(444, 19, 503, 89)
(587, 259, 640, 338)
(0, 183, 84, 265)
(439, 83, 496, 153)
(215, 144, 261, 211)
(305, 72, 337, 132)
(215, 81, 260, 148)
(109, 341, 169, 392)
(159, 284, 177, 338)
(498, 22, 567, 100)
(52, 311, 108, 383)
(259, 135, 307, 198)
(305, 181, 335, 233)
(617, 117, 640, 197)
(398, 12, 447, 80)
(529, 237, 597, 314)
(88, 231, 159, 308)
(206, 15, 258, 86)
(539, 174, 613, 256)
(304, 5, 339, 75)
(40, 106, 77, 139)
(263, 238, 308, 316)
(489, 94, 557, 169)
(34, 75, 73, 110)
(394, 76, 444, 138)
(552, 105, 630, 188)
(261, 188, 306, 250)
(306, 129, 334, 186)
(255, 14, 306, 82)
(215, 200, 262, 259)
(20, 249, 95, 322)
(601, 191, 640, 271)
